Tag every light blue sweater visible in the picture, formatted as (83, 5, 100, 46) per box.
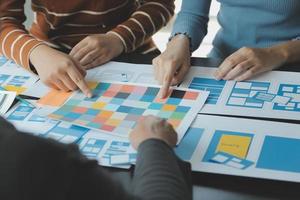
(172, 0, 300, 59)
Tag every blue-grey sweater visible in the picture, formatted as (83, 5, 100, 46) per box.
(172, 0, 300, 59)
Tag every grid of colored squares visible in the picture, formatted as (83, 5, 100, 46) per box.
(227, 81, 270, 108)
(189, 77, 226, 105)
(49, 82, 200, 137)
(273, 84, 300, 112)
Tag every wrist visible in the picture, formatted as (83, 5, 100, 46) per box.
(29, 44, 49, 66)
(106, 32, 124, 54)
(268, 45, 289, 66)
(138, 138, 171, 151)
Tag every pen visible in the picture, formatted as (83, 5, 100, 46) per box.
(0, 86, 36, 108)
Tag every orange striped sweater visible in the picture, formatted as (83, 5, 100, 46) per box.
(0, 0, 174, 71)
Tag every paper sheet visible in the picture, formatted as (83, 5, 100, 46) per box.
(87, 61, 157, 85)
(180, 66, 300, 120)
(5, 102, 60, 135)
(0, 91, 16, 115)
(79, 132, 136, 169)
(187, 114, 300, 183)
(48, 81, 209, 143)
(0, 63, 39, 94)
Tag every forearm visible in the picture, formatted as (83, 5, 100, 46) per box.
(171, 0, 212, 52)
(270, 40, 300, 65)
(0, 0, 43, 71)
(109, 0, 175, 52)
(132, 139, 192, 200)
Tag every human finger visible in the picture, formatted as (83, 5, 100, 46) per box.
(214, 52, 246, 80)
(223, 60, 253, 80)
(67, 63, 92, 97)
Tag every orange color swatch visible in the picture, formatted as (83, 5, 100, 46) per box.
(38, 89, 72, 107)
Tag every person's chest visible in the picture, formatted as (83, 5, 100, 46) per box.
(31, 0, 133, 13)
(218, 0, 300, 16)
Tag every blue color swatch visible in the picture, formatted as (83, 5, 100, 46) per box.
(189, 77, 226, 104)
(273, 84, 300, 112)
(256, 136, 300, 173)
(227, 81, 270, 108)
(175, 127, 204, 160)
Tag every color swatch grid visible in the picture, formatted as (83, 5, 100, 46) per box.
(189, 77, 226, 105)
(273, 84, 300, 112)
(226, 81, 270, 108)
(49, 82, 204, 140)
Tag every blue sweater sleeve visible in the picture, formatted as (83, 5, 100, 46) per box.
(171, 0, 212, 52)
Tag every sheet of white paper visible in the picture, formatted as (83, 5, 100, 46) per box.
(187, 114, 300, 183)
(0, 91, 16, 115)
(79, 132, 136, 169)
(180, 66, 300, 120)
(22, 79, 51, 98)
(87, 61, 158, 85)
(5, 103, 59, 135)
(47, 81, 209, 143)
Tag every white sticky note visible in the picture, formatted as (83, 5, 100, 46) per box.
(272, 95, 291, 105)
(211, 154, 229, 163)
(249, 91, 258, 97)
(60, 135, 77, 143)
(88, 139, 96, 145)
(226, 161, 245, 169)
(48, 132, 63, 140)
(282, 86, 294, 92)
(110, 154, 130, 165)
(228, 97, 246, 105)
(235, 82, 252, 89)
(232, 158, 242, 163)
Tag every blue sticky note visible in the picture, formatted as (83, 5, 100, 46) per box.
(257, 136, 300, 173)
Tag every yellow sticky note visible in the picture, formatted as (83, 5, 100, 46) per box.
(4, 85, 26, 94)
(216, 134, 252, 159)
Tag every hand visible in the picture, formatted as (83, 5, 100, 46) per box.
(214, 46, 287, 81)
(69, 33, 124, 69)
(152, 34, 191, 98)
(129, 115, 178, 150)
(30, 45, 92, 97)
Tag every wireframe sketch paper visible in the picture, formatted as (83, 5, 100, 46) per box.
(180, 66, 300, 120)
(187, 114, 300, 183)
(0, 91, 16, 115)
